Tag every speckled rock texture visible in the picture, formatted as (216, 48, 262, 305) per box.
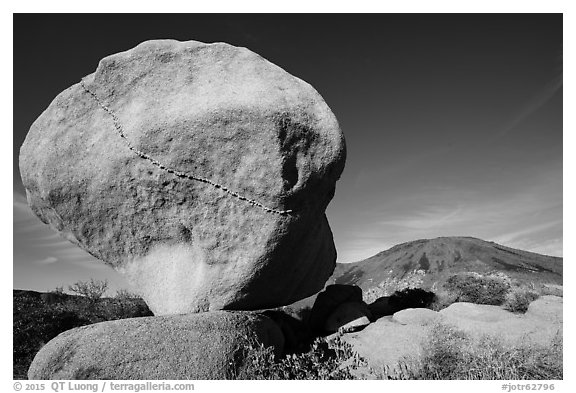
(341, 299, 563, 371)
(392, 308, 442, 326)
(28, 311, 284, 380)
(19, 39, 346, 314)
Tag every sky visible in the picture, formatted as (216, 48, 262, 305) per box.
(13, 14, 563, 293)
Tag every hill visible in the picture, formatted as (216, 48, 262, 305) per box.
(329, 236, 562, 291)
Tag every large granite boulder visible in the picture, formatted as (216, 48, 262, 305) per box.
(19, 39, 346, 315)
(28, 311, 284, 380)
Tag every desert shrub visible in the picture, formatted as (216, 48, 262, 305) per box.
(364, 269, 426, 303)
(235, 334, 367, 380)
(96, 297, 153, 321)
(115, 289, 141, 300)
(68, 279, 108, 303)
(13, 287, 153, 379)
(390, 322, 563, 380)
(40, 288, 69, 305)
(52, 286, 65, 295)
(389, 288, 436, 311)
(443, 272, 511, 305)
(428, 288, 459, 311)
(503, 287, 540, 313)
(414, 322, 470, 379)
(13, 293, 90, 379)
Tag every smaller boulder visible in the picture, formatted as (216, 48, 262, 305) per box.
(309, 284, 363, 332)
(392, 308, 442, 326)
(28, 311, 284, 380)
(340, 317, 428, 371)
(439, 302, 514, 322)
(324, 301, 372, 333)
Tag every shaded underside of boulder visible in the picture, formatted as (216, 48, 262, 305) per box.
(19, 39, 346, 314)
(28, 311, 284, 380)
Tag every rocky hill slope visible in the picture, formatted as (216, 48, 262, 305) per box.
(330, 237, 562, 291)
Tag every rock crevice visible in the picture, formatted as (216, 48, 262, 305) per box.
(79, 79, 294, 216)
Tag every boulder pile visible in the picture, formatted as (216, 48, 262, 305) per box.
(21, 39, 345, 379)
(340, 297, 563, 371)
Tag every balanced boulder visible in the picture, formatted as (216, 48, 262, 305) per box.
(19, 39, 346, 315)
(28, 311, 284, 380)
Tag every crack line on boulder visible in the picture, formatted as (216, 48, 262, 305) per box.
(80, 79, 294, 215)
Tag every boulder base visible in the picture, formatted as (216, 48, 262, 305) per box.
(28, 311, 284, 380)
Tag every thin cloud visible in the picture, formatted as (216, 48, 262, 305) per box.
(14, 190, 108, 270)
(492, 219, 563, 246)
(336, 163, 562, 262)
(36, 256, 58, 265)
(495, 75, 563, 139)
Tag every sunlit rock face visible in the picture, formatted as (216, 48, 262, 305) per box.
(19, 39, 346, 314)
(27, 311, 285, 379)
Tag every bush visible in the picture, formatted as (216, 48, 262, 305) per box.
(115, 289, 141, 300)
(13, 293, 90, 379)
(503, 287, 540, 313)
(428, 288, 459, 311)
(389, 288, 436, 311)
(234, 335, 367, 380)
(68, 279, 108, 303)
(443, 272, 511, 305)
(413, 323, 470, 379)
(13, 287, 153, 379)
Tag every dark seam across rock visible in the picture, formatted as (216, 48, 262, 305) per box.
(80, 79, 294, 216)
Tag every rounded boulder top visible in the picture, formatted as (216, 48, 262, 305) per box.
(20, 39, 346, 315)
